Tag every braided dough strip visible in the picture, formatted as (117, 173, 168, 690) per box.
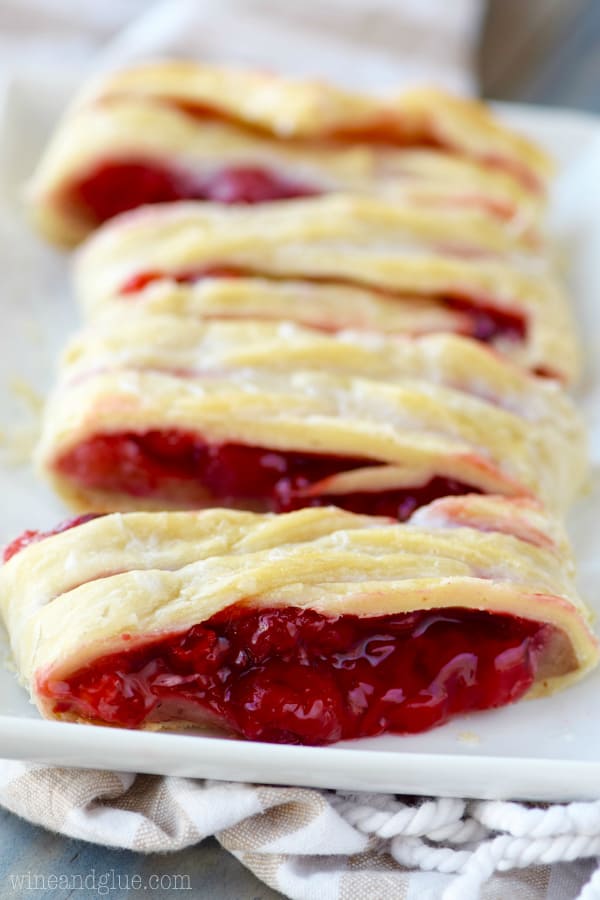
(74, 196, 578, 383)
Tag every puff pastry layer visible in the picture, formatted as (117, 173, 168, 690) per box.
(1, 499, 596, 743)
(75, 196, 578, 382)
(36, 317, 585, 515)
(28, 61, 550, 245)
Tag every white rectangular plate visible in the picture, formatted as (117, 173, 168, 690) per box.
(1, 91, 600, 802)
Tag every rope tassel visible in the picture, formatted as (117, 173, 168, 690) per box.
(334, 793, 600, 899)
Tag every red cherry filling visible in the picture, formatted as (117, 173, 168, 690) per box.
(67, 157, 528, 234)
(54, 431, 479, 517)
(3, 514, 101, 563)
(40, 605, 553, 743)
(445, 296, 526, 342)
(71, 161, 319, 223)
(119, 267, 527, 346)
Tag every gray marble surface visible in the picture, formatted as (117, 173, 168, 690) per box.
(1, 2, 599, 898)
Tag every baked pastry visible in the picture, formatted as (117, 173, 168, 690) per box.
(95, 275, 475, 339)
(36, 316, 585, 514)
(27, 61, 550, 245)
(2, 498, 597, 743)
(74, 195, 578, 383)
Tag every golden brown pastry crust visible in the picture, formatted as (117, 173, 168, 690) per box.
(36, 317, 586, 513)
(1, 498, 596, 721)
(77, 62, 551, 171)
(27, 61, 550, 245)
(74, 196, 579, 383)
(94, 276, 474, 338)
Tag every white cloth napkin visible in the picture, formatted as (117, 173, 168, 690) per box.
(3, 2, 600, 898)
(2, 761, 600, 899)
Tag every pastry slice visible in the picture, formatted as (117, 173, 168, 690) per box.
(1, 499, 597, 744)
(74, 196, 578, 383)
(36, 317, 585, 515)
(28, 61, 550, 245)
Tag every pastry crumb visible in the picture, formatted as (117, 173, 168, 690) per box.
(0, 424, 39, 465)
(0, 376, 44, 465)
(8, 376, 44, 413)
(457, 730, 481, 745)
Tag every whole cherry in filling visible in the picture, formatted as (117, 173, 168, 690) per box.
(40, 605, 554, 744)
(72, 161, 319, 223)
(55, 431, 478, 519)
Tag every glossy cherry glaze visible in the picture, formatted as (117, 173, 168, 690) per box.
(3, 514, 101, 563)
(72, 161, 319, 223)
(40, 605, 552, 743)
(55, 431, 478, 517)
